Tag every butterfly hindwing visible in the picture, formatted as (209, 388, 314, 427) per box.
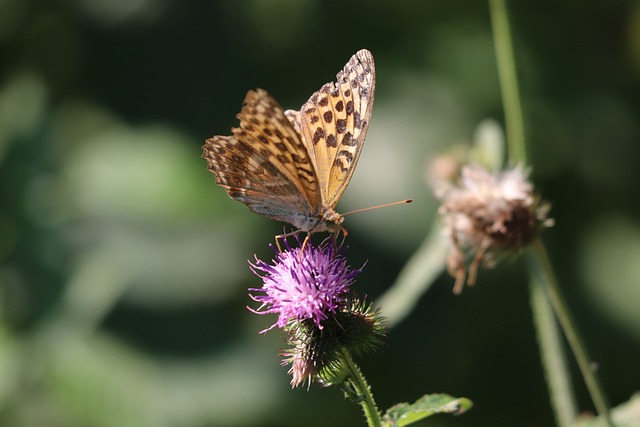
(203, 90, 323, 224)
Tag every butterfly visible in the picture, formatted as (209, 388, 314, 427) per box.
(202, 49, 375, 237)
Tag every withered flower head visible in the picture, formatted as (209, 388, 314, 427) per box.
(433, 163, 552, 294)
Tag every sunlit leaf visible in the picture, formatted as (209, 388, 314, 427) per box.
(382, 393, 473, 426)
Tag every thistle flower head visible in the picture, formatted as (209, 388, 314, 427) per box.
(281, 299, 385, 388)
(249, 237, 364, 332)
(433, 163, 552, 294)
(248, 237, 385, 388)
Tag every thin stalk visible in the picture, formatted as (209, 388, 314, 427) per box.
(489, 0, 527, 164)
(342, 349, 382, 427)
(529, 274, 578, 427)
(529, 239, 615, 426)
(377, 220, 449, 328)
(488, 0, 612, 424)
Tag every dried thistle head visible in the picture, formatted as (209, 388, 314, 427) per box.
(432, 162, 552, 294)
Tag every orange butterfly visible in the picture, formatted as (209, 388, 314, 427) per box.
(202, 50, 375, 237)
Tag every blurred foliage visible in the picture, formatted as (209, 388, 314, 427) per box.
(1, 0, 640, 426)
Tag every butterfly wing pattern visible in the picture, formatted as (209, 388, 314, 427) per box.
(202, 49, 376, 234)
(285, 49, 375, 209)
(202, 89, 323, 230)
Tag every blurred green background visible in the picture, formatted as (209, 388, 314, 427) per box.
(2, 0, 640, 426)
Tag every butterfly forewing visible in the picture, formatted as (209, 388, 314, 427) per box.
(285, 49, 375, 208)
(203, 90, 322, 226)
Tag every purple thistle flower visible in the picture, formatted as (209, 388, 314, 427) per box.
(249, 237, 364, 333)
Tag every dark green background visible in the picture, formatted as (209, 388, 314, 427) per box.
(1, 1, 639, 426)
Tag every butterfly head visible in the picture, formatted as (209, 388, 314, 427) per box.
(320, 207, 344, 234)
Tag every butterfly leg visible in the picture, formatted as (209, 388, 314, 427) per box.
(327, 227, 348, 249)
(299, 233, 312, 257)
(275, 229, 302, 253)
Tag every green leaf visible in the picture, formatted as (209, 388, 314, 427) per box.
(382, 393, 473, 427)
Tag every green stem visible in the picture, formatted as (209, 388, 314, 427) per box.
(342, 349, 383, 427)
(490, 0, 584, 423)
(529, 239, 615, 427)
(488, 0, 527, 164)
(529, 274, 578, 427)
(377, 220, 449, 328)
(489, 1, 614, 424)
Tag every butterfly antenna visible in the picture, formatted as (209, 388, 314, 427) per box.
(342, 199, 413, 216)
